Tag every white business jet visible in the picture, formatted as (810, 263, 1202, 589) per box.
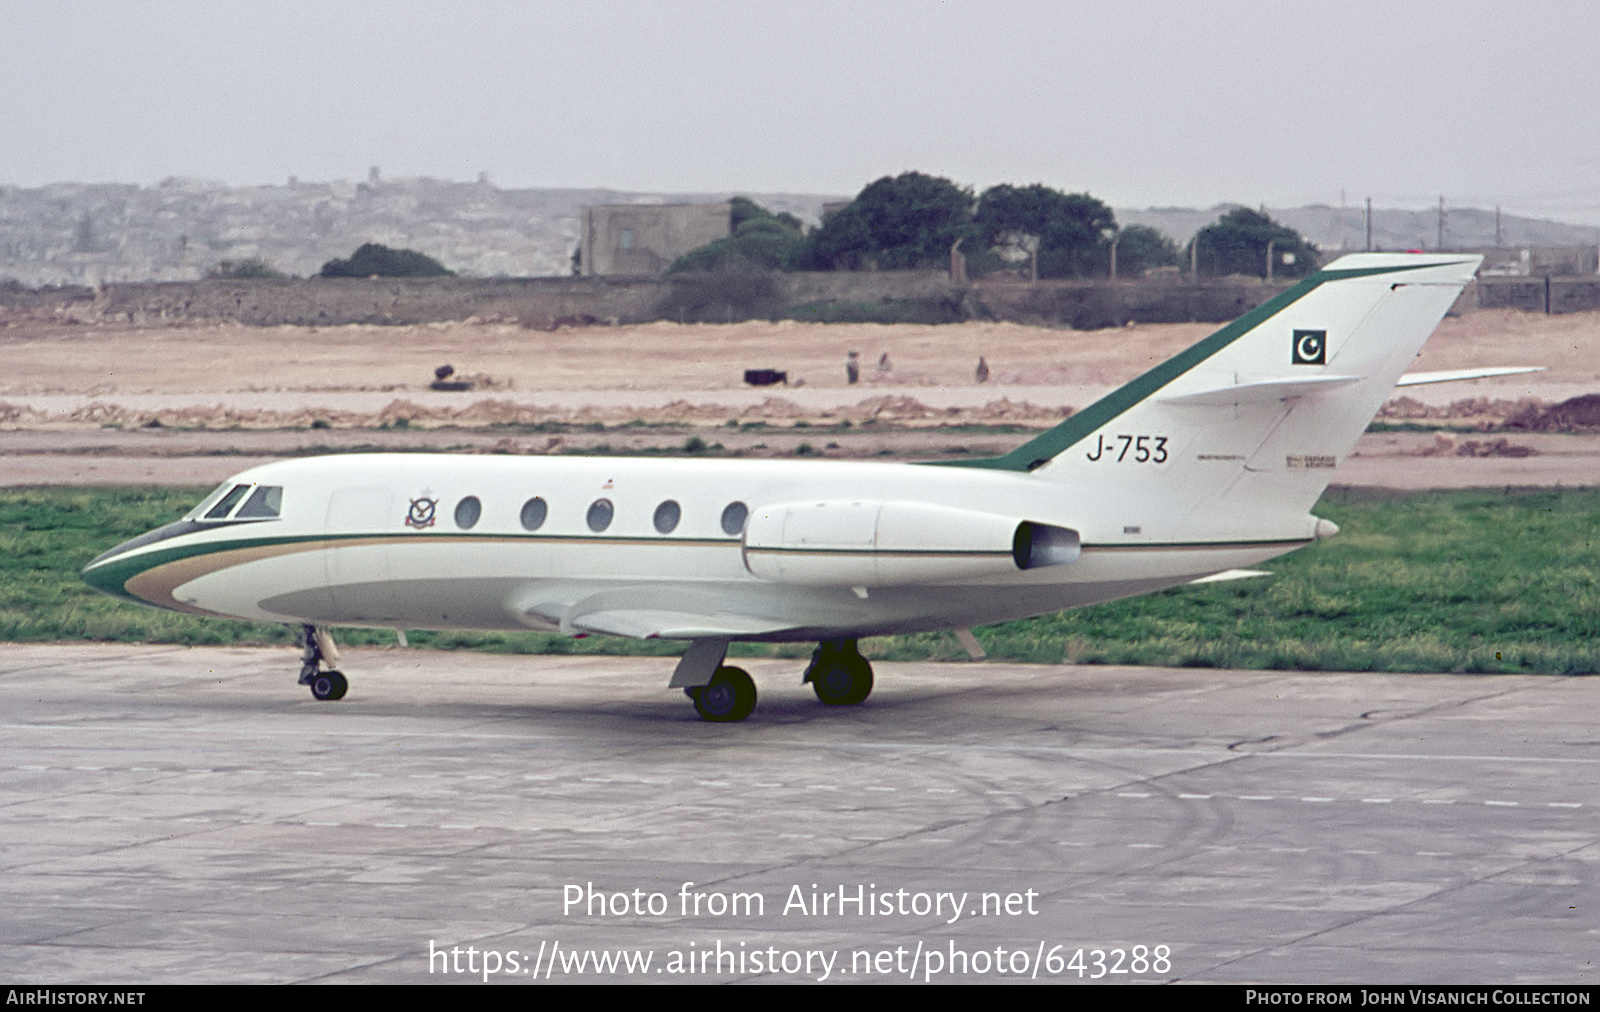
(85, 253, 1498, 721)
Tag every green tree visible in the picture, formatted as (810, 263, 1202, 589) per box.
(669, 197, 806, 273)
(1192, 208, 1317, 278)
(801, 172, 974, 270)
(319, 243, 454, 278)
(974, 184, 1117, 278)
(1112, 224, 1180, 277)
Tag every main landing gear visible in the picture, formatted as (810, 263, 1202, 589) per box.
(685, 666, 757, 723)
(297, 624, 348, 701)
(804, 639, 874, 706)
(672, 638, 876, 723)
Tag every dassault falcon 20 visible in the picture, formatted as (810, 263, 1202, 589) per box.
(85, 253, 1511, 721)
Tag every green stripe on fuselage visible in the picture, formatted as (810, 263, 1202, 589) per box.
(81, 531, 743, 606)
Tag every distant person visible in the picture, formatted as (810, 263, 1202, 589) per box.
(877, 352, 892, 373)
(975, 356, 989, 383)
(846, 351, 860, 385)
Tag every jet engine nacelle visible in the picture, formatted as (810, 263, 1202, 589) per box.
(742, 499, 1079, 587)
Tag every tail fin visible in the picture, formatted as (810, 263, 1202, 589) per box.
(943, 253, 1481, 535)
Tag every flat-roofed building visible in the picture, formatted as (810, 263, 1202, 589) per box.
(580, 202, 732, 276)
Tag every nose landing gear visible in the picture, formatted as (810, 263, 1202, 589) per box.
(309, 669, 348, 701)
(297, 624, 347, 701)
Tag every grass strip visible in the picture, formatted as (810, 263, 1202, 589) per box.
(3, 485, 1595, 674)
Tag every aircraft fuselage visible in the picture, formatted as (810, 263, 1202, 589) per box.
(83, 453, 1317, 642)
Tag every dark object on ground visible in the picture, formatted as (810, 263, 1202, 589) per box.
(1457, 438, 1536, 458)
(430, 362, 472, 390)
(743, 369, 788, 387)
(1506, 393, 1600, 432)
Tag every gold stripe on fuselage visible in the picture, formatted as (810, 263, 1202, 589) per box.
(119, 532, 1310, 617)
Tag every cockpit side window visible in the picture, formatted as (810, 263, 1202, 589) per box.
(235, 485, 283, 519)
(204, 484, 252, 519)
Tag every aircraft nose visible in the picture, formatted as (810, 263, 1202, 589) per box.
(81, 519, 206, 595)
(84, 535, 139, 571)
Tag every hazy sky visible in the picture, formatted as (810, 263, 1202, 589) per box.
(5, 0, 1599, 222)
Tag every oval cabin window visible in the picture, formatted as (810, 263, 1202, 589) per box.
(520, 497, 548, 531)
(454, 496, 482, 529)
(653, 500, 681, 534)
(720, 501, 748, 536)
(587, 498, 614, 532)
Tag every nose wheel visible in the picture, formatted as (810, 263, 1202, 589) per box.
(309, 670, 348, 700)
(296, 624, 349, 701)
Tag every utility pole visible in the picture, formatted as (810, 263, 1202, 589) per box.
(1496, 205, 1503, 247)
(1365, 197, 1373, 251)
(1266, 240, 1276, 281)
(1437, 195, 1446, 251)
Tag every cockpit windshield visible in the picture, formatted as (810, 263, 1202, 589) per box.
(236, 485, 282, 518)
(183, 482, 283, 522)
(205, 484, 252, 519)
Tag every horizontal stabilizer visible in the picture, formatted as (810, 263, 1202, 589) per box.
(1395, 366, 1545, 387)
(1160, 375, 1363, 406)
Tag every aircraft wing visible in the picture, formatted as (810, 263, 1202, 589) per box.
(1188, 569, 1272, 584)
(518, 586, 804, 641)
(566, 609, 801, 640)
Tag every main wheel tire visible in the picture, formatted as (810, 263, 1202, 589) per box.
(310, 670, 348, 701)
(691, 666, 756, 722)
(811, 654, 873, 705)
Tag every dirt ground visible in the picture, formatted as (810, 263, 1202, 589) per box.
(1, 308, 1596, 487)
(4, 308, 1598, 396)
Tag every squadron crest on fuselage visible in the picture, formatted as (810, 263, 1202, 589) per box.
(406, 497, 437, 529)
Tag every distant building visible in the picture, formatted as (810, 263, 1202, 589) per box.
(1465, 246, 1600, 277)
(580, 202, 731, 276)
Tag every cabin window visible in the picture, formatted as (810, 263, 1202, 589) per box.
(235, 485, 283, 518)
(205, 484, 251, 519)
(587, 498, 614, 532)
(653, 499, 681, 534)
(720, 501, 748, 536)
(520, 496, 548, 531)
(454, 496, 482, 529)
